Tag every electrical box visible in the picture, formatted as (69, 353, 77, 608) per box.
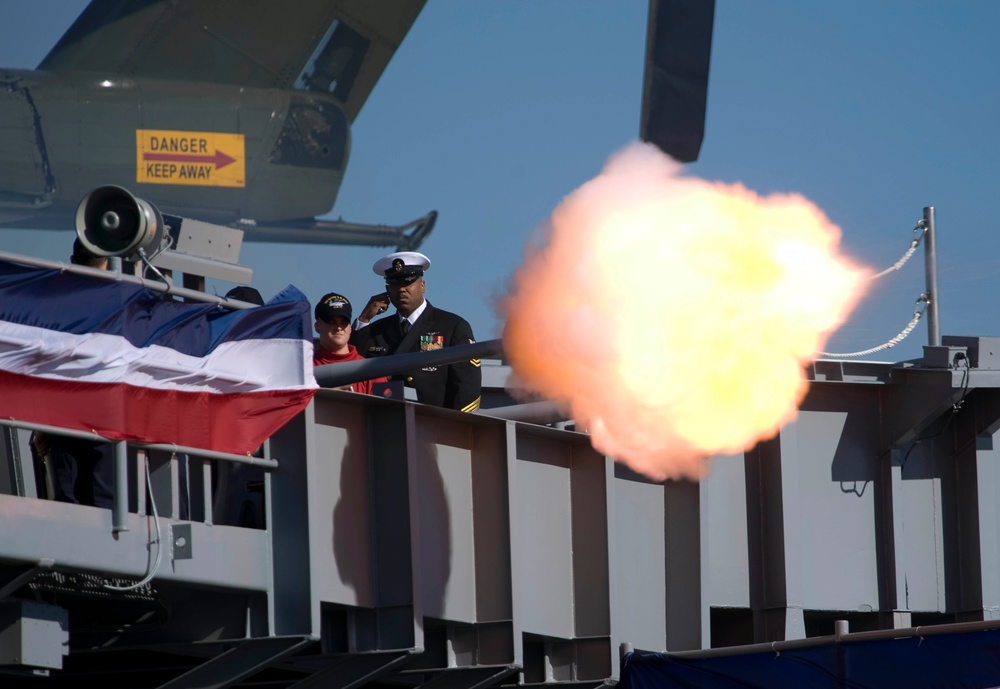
(942, 336, 1000, 368)
(0, 601, 69, 671)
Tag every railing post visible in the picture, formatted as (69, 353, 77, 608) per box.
(923, 206, 940, 346)
(113, 440, 129, 533)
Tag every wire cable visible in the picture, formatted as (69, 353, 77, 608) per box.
(103, 453, 163, 592)
(900, 356, 971, 471)
(136, 247, 171, 286)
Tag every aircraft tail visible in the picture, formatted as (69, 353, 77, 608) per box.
(640, 0, 715, 162)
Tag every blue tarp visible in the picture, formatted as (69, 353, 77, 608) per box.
(621, 629, 1000, 689)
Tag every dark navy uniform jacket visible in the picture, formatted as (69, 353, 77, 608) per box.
(349, 302, 481, 412)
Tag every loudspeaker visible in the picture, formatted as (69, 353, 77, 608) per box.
(75, 185, 164, 258)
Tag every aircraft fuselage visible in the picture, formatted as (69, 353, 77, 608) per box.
(0, 69, 350, 229)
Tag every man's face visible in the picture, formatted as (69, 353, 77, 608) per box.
(386, 276, 425, 317)
(315, 316, 351, 351)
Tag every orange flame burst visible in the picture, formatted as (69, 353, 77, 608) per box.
(501, 142, 869, 480)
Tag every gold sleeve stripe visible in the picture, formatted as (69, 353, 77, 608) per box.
(470, 358, 481, 367)
(461, 397, 481, 413)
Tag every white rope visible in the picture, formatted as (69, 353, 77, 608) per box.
(869, 222, 926, 279)
(819, 296, 928, 358)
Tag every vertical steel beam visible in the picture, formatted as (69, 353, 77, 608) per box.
(148, 450, 180, 520)
(876, 447, 912, 629)
(504, 421, 524, 670)
(470, 423, 513, 648)
(403, 403, 426, 651)
(664, 479, 704, 650)
(0, 428, 27, 497)
(977, 441, 1000, 620)
(268, 406, 314, 637)
(570, 445, 611, 639)
(745, 436, 804, 642)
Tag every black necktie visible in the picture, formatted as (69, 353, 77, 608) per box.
(400, 319, 410, 336)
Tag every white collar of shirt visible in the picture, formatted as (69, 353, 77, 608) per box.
(401, 299, 428, 327)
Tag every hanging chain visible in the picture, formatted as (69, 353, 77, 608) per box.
(819, 294, 929, 358)
(869, 220, 926, 279)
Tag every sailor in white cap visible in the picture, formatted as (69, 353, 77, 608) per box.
(351, 251, 481, 411)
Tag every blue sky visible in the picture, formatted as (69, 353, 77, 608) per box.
(2, 2, 1000, 362)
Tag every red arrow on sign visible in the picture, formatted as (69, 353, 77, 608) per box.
(143, 150, 237, 169)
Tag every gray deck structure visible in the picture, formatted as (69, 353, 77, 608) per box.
(1, 337, 999, 686)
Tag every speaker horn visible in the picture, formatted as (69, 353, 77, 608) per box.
(75, 185, 164, 259)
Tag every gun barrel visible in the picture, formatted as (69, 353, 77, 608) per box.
(474, 400, 570, 425)
(314, 338, 504, 388)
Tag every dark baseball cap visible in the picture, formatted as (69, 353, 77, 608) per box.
(225, 285, 265, 306)
(315, 292, 353, 323)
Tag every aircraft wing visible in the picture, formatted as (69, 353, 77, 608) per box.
(38, 0, 425, 123)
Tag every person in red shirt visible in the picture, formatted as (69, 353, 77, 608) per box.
(313, 292, 386, 394)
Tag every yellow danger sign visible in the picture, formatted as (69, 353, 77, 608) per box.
(136, 129, 245, 187)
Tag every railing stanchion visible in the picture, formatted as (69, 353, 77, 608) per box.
(923, 206, 940, 346)
(113, 440, 129, 533)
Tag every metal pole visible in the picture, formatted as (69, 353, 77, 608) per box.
(835, 619, 848, 687)
(666, 618, 1000, 660)
(113, 440, 129, 533)
(923, 207, 940, 346)
(0, 250, 258, 309)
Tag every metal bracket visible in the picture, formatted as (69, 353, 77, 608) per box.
(171, 523, 193, 560)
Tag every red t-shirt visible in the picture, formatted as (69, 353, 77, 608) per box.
(313, 344, 387, 395)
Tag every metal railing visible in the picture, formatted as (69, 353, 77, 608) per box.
(0, 417, 276, 532)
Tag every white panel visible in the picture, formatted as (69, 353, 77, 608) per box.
(515, 459, 574, 638)
(312, 402, 374, 608)
(614, 478, 666, 651)
(417, 439, 476, 622)
(705, 454, 749, 606)
(783, 411, 880, 610)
